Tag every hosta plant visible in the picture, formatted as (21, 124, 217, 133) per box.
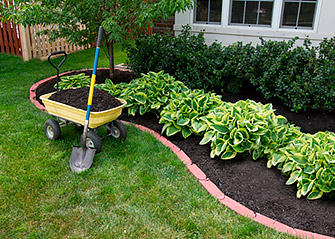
(99, 71, 189, 116)
(159, 89, 223, 138)
(268, 131, 335, 199)
(199, 100, 301, 160)
(54, 73, 91, 90)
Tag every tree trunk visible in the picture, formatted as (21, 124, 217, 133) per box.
(108, 41, 114, 80)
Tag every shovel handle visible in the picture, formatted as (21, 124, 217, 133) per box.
(82, 26, 104, 145)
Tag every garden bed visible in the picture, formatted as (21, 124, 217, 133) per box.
(35, 69, 335, 237)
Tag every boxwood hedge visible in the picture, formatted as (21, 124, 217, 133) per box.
(127, 26, 335, 112)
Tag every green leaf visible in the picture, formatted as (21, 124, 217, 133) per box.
(303, 165, 315, 174)
(286, 170, 300, 185)
(133, 92, 147, 104)
(197, 95, 208, 109)
(215, 141, 228, 156)
(246, 122, 258, 132)
(301, 180, 314, 196)
(162, 114, 173, 122)
(139, 105, 146, 115)
(277, 115, 288, 124)
(290, 154, 308, 165)
(272, 153, 286, 166)
(160, 96, 168, 103)
(191, 99, 199, 111)
(181, 128, 192, 139)
(128, 106, 137, 116)
(221, 150, 237, 160)
(200, 131, 214, 145)
(232, 143, 247, 153)
(161, 123, 172, 134)
(277, 127, 288, 139)
(151, 103, 161, 110)
(166, 125, 180, 136)
(282, 161, 294, 173)
(177, 117, 190, 126)
(211, 123, 229, 134)
(252, 148, 262, 160)
(307, 189, 323, 200)
(191, 119, 207, 133)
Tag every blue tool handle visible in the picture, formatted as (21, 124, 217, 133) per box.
(92, 26, 103, 76)
(84, 26, 104, 125)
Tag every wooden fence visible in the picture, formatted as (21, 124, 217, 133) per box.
(0, 0, 92, 61)
(0, 0, 22, 57)
(19, 24, 92, 61)
(0, 20, 21, 57)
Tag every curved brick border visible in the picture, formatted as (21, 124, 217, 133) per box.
(30, 70, 334, 239)
(126, 122, 334, 239)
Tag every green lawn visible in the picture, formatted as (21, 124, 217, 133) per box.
(0, 47, 296, 238)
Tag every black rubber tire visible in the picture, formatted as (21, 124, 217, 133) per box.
(109, 120, 127, 141)
(44, 119, 61, 140)
(81, 131, 102, 153)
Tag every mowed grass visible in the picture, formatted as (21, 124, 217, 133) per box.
(0, 47, 296, 238)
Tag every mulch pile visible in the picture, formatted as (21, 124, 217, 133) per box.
(49, 87, 122, 112)
(35, 69, 335, 237)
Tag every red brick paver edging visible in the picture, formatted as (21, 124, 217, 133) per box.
(30, 70, 334, 239)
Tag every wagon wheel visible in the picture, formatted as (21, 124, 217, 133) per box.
(44, 119, 61, 140)
(108, 120, 127, 141)
(81, 131, 102, 153)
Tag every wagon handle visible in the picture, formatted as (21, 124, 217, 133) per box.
(48, 51, 67, 90)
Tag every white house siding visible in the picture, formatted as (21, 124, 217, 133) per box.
(174, 0, 334, 46)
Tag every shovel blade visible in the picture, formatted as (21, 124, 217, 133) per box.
(70, 146, 96, 173)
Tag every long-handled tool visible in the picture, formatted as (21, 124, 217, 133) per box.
(70, 26, 104, 173)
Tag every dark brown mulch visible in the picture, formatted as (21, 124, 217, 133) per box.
(36, 68, 134, 107)
(35, 69, 335, 237)
(49, 87, 122, 112)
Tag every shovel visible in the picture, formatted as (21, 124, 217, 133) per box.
(70, 26, 104, 173)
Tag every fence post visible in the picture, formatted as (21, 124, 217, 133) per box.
(19, 25, 32, 61)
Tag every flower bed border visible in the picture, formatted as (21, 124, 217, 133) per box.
(29, 68, 335, 239)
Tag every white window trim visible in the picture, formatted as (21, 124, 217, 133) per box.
(190, 0, 322, 34)
(193, 0, 224, 25)
(280, 0, 319, 30)
(228, 0, 275, 27)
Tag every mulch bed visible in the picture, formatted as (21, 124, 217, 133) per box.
(49, 87, 122, 112)
(35, 69, 335, 237)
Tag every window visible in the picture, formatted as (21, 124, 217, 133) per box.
(281, 0, 317, 28)
(194, 0, 222, 24)
(230, 0, 274, 26)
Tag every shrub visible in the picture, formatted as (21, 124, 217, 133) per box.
(248, 37, 335, 112)
(128, 25, 335, 112)
(310, 37, 335, 111)
(210, 42, 254, 94)
(127, 25, 252, 94)
(248, 37, 317, 111)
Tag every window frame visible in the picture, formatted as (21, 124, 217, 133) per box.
(280, 0, 318, 30)
(193, 0, 223, 25)
(229, 0, 275, 27)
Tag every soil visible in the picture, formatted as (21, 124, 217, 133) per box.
(49, 87, 122, 112)
(36, 68, 134, 107)
(35, 69, 335, 237)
